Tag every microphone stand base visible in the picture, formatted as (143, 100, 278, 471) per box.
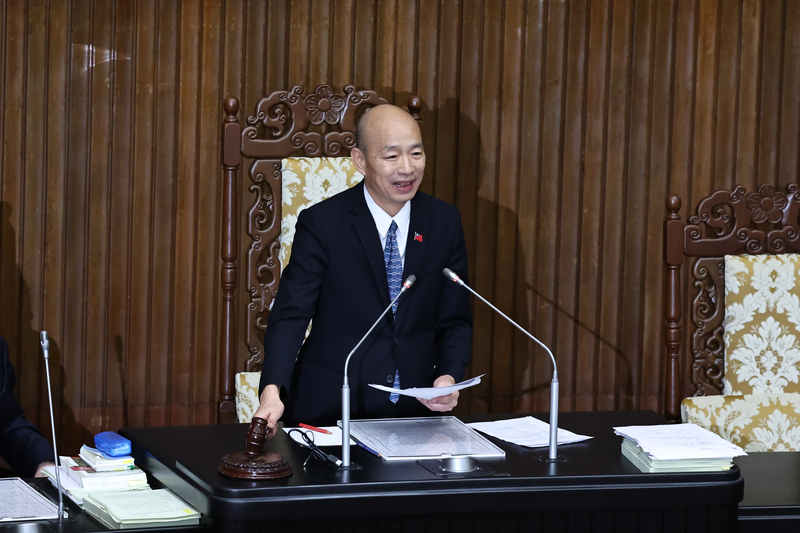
(340, 463, 362, 470)
(538, 455, 568, 463)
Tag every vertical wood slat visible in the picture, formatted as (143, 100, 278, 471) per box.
(515, 0, 545, 414)
(84, 0, 115, 434)
(575, 0, 609, 413)
(476, 0, 502, 412)
(127, 0, 156, 430)
(20, 1, 48, 415)
(106, 0, 135, 428)
(172, 0, 201, 425)
(0, 0, 798, 454)
(42, 0, 70, 435)
(640, 0, 676, 412)
(495, 0, 524, 411)
(558, 0, 587, 412)
(455, 0, 484, 414)
(534, 0, 566, 412)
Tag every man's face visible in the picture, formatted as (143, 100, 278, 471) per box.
(352, 107, 426, 217)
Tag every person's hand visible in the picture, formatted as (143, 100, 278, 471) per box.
(252, 385, 284, 436)
(417, 374, 459, 412)
(35, 461, 55, 478)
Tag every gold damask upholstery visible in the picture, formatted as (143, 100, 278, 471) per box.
(234, 372, 261, 423)
(682, 393, 800, 452)
(279, 157, 363, 272)
(722, 254, 800, 395)
(680, 252, 800, 450)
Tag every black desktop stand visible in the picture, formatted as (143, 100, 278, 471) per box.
(120, 410, 742, 532)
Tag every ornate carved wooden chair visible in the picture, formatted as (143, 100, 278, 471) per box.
(218, 85, 422, 423)
(664, 184, 800, 451)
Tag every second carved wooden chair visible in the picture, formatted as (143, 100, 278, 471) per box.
(664, 184, 800, 451)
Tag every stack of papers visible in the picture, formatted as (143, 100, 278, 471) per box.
(42, 465, 151, 506)
(82, 489, 200, 529)
(467, 416, 593, 448)
(613, 423, 746, 473)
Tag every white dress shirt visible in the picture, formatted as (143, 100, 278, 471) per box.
(364, 185, 411, 268)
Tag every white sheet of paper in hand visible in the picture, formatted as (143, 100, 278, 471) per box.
(368, 374, 485, 400)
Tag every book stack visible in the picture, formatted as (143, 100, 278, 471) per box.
(79, 445, 136, 471)
(614, 423, 746, 473)
(61, 454, 148, 490)
(82, 489, 200, 529)
(42, 446, 149, 506)
(41, 465, 151, 506)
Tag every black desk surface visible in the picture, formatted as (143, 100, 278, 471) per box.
(120, 410, 743, 524)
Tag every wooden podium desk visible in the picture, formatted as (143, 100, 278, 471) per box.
(119, 410, 741, 532)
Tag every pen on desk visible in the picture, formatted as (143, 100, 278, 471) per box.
(355, 440, 382, 458)
(299, 423, 332, 434)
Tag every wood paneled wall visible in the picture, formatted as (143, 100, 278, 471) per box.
(1, 0, 798, 452)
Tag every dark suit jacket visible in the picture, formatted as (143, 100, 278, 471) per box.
(0, 336, 55, 477)
(259, 182, 473, 424)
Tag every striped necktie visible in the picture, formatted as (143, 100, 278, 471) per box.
(384, 221, 401, 403)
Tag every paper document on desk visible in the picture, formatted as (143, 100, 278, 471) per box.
(613, 424, 746, 460)
(283, 426, 355, 447)
(468, 416, 593, 448)
(0, 477, 59, 521)
(369, 374, 485, 400)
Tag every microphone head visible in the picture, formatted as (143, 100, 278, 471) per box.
(40, 331, 49, 348)
(442, 268, 460, 283)
(403, 275, 416, 289)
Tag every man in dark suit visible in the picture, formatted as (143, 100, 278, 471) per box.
(0, 335, 55, 477)
(255, 104, 473, 428)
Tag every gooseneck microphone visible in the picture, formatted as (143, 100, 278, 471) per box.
(442, 268, 564, 462)
(341, 275, 416, 468)
(40, 331, 66, 519)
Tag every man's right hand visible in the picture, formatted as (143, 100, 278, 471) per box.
(253, 384, 284, 433)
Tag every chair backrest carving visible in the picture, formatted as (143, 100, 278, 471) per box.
(663, 184, 800, 421)
(218, 85, 422, 421)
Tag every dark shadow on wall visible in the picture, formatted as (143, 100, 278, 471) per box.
(0, 201, 89, 457)
(383, 96, 632, 416)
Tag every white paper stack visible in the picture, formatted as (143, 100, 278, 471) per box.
(613, 423, 746, 473)
(42, 465, 151, 506)
(82, 489, 200, 529)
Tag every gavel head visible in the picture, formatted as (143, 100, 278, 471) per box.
(244, 417, 274, 455)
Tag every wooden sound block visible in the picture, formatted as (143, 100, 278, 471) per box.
(219, 417, 292, 480)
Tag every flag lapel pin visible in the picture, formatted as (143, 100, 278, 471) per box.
(414, 232, 423, 242)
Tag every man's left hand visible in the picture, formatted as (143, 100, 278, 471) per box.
(35, 461, 56, 478)
(417, 374, 459, 412)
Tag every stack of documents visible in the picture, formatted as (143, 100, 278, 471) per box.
(82, 489, 200, 529)
(613, 423, 746, 473)
(42, 465, 151, 506)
